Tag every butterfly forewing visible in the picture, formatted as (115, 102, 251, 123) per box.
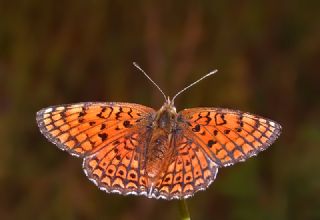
(36, 102, 155, 157)
(178, 108, 282, 167)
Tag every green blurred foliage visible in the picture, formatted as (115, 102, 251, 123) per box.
(0, 1, 319, 219)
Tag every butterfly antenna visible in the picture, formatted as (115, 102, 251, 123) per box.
(133, 62, 167, 101)
(172, 69, 218, 102)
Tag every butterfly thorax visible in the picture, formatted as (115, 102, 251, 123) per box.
(145, 101, 177, 183)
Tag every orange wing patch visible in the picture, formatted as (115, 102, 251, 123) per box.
(151, 135, 218, 199)
(178, 108, 281, 167)
(83, 131, 150, 196)
(36, 102, 155, 157)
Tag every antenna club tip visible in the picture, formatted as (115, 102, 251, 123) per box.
(133, 62, 143, 71)
(211, 69, 218, 74)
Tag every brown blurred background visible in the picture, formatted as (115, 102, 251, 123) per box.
(0, 1, 319, 220)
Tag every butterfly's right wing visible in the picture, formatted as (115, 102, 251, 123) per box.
(151, 134, 218, 199)
(177, 108, 282, 167)
(151, 107, 281, 199)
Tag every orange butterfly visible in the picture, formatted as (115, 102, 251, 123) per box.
(36, 63, 281, 199)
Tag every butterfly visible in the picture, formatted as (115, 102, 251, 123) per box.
(36, 63, 281, 200)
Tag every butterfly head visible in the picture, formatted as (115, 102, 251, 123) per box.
(162, 96, 177, 114)
(154, 97, 177, 131)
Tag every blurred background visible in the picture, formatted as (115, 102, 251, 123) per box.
(0, 1, 319, 220)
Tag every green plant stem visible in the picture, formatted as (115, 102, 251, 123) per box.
(178, 199, 191, 220)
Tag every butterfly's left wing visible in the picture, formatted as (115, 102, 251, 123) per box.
(36, 102, 155, 157)
(37, 102, 156, 197)
(83, 127, 151, 197)
(177, 108, 282, 167)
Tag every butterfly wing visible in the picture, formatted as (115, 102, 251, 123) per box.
(37, 102, 156, 196)
(177, 108, 282, 167)
(83, 128, 151, 196)
(36, 102, 155, 157)
(150, 134, 218, 199)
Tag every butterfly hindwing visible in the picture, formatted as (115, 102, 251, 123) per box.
(178, 108, 282, 167)
(152, 134, 218, 199)
(83, 129, 150, 196)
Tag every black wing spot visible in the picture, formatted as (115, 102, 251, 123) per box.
(89, 121, 96, 126)
(192, 124, 201, 132)
(127, 108, 133, 118)
(115, 107, 123, 120)
(96, 107, 109, 119)
(205, 112, 212, 125)
(224, 129, 230, 134)
(213, 130, 218, 136)
(98, 133, 108, 141)
(254, 120, 260, 129)
(79, 111, 86, 117)
(100, 123, 106, 130)
(207, 140, 217, 148)
(216, 148, 222, 154)
(214, 113, 227, 125)
(123, 120, 132, 128)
